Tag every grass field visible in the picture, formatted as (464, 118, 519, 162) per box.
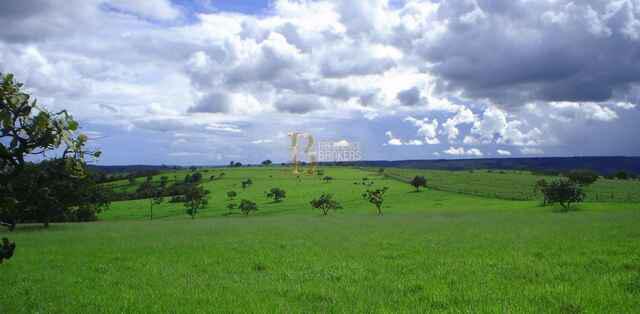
(1, 166, 639, 313)
(384, 168, 640, 202)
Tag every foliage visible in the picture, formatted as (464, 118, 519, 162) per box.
(362, 187, 389, 216)
(0, 159, 110, 228)
(183, 184, 209, 219)
(239, 199, 258, 216)
(540, 179, 585, 210)
(266, 187, 286, 202)
(615, 171, 629, 180)
(261, 160, 272, 166)
(0, 73, 102, 229)
(410, 176, 427, 191)
(227, 191, 237, 200)
(322, 176, 333, 183)
(309, 193, 342, 216)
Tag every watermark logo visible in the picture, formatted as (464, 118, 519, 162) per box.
(288, 132, 317, 175)
(288, 133, 362, 175)
(318, 140, 362, 162)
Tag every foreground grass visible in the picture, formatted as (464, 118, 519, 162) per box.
(1, 167, 639, 313)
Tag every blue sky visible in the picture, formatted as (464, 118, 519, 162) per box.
(1, 0, 639, 165)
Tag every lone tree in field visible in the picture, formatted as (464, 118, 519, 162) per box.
(541, 179, 585, 211)
(362, 187, 389, 216)
(266, 187, 286, 202)
(227, 190, 237, 201)
(310, 193, 342, 216)
(184, 184, 209, 219)
(322, 176, 333, 183)
(410, 176, 427, 191)
(261, 160, 272, 166)
(241, 179, 253, 190)
(565, 170, 599, 186)
(239, 199, 258, 216)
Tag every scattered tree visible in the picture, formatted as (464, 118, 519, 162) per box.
(226, 202, 237, 214)
(184, 184, 209, 219)
(540, 179, 585, 211)
(227, 191, 237, 201)
(266, 187, 286, 202)
(150, 189, 164, 220)
(615, 171, 629, 180)
(159, 176, 169, 188)
(410, 176, 427, 191)
(310, 193, 342, 216)
(362, 187, 389, 216)
(261, 160, 272, 166)
(241, 179, 253, 190)
(239, 199, 258, 216)
(322, 176, 333, 183)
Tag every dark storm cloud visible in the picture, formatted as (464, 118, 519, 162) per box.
(274, 95, 323, 114)
(414, 0, 640, 106)
(397, 86, 421, 106)
(188, 92, 231, 113)
(0, 0, 97, 42)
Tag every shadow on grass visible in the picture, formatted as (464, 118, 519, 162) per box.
(2, 223, 68, 233)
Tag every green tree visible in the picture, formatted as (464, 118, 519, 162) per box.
(266, 187, 286, 202)
(241, 179, 253, 190)
(614, 171, 629, 180)
(362, 187, 389, 216)
(322, 176, 333, 183)
(227, 191, 237, 200)
(239, 199, 258, 216)
(184, 184, 209, 219)
(0, 73, 101, 229)
(541, 179, 585, 211)
(410, 176, 427, 191)
(310, 193, 342, 216)
(261, 159, 272, 166)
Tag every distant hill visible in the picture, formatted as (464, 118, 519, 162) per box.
(89, 157, 640, 176)
(87, 165, 180, 174)
(348, 157, 640, 175)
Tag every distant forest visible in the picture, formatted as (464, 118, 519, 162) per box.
(89, 157, 640, 176)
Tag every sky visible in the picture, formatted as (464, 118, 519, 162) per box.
(1, 0, 639, 165)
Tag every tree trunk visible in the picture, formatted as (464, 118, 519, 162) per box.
(377, 205, 383, 216)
